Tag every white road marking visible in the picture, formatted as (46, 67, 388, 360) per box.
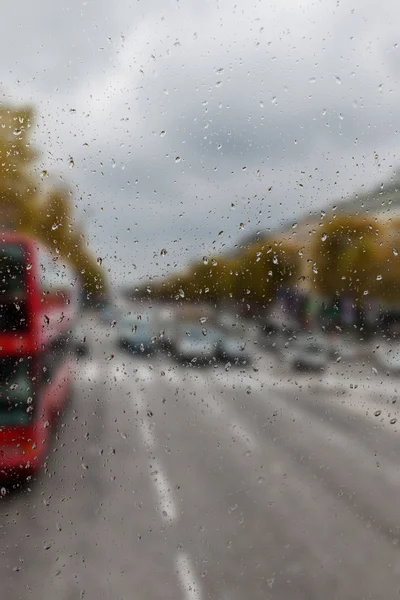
(209, 368, 400, 431)
(135, 365, 156, 382)
(133, 393, 145, 412)
(111, 364, 127, 381)
(149, 459, 177, 523)
(139, 419, 156, 450)
(176, 552, 203, 600)
(230, 420, 256, 450)
(186, 373, 257, 450)
(79, 362, 100, 381)
(210, 367, 400, 400)
(167, 369, 180, 385)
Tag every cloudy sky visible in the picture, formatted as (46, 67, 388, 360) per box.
(2, 0, 400, 284)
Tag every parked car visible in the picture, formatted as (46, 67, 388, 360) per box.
(218, 334, 250, 364)
(374, 340, 400, 374)
(329, 335, 359, 361)
(72, 324, 88, 357)
(118, 316, 157, 355)
(173, 324, 219, 364)
(99, 305, 121, 326)
(259, 323, 281, 352)
(284, 334, 330, 372)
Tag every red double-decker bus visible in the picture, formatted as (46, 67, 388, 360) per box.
(0, 232, 78, 483)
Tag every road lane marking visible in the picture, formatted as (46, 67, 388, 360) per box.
(133, 393, 145, 412)
(230, 420, 255, 450)
(135, 365, 156, 382)
(139, 419, 156, 450)
(176, 552, 202, 600)
(167, 369, 180, 385)
(79, 362, 100, 381)
(185, 373, 257, 451)
(149, 458, 177, 523)
(208, 368, 400, 432)
(111, 364, 127, 381)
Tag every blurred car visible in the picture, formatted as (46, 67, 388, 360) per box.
(218, 334, 250, 364)
(173, 324, 218, 364)
(284, 334, 330, 372)
(72, 325, 88, 357)
(118, 317, 157, 355)
(374, 341, 400, 374)
(329, 335, 359, 361)
(99, 305, 121, 326)
(259, 323, 281, 352)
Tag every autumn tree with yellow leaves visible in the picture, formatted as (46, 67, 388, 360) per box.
(145, 239, 300, 306)
(0, 102, 107, 298)
(311, 214, 383, 301)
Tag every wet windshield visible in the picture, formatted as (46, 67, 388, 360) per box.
(2, 1, 400, 599)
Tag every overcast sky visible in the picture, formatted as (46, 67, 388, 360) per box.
(2, 0, 400, 285)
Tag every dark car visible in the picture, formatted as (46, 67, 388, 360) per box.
(72, 325, 88, 357)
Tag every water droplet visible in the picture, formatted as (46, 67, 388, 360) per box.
(374, 410, 382, 417)
(160, 248, 167, 256)
(339, 113, 344, 120)
(390, 418, 397, 425)
(335, 75, 342, 84)
(202, 256, 208, 265)
(26, 263, 32, 270)
(321, 233, 327, 241)
(160, 130, 166, 137)
(211, 258, 217, 266)
(239, 223, 244, 229)
(271, 96, 277, 104)
(215, 81, 222, 87)
(393, 248, 398, 257)
(199, 317, 207, 324)
(376, 275, 382, 281)
(97, 257, 103, 265)
(309, 77, 316, 84)
(175, 156, 181, 163)
(259, 100, 264, 108)
(68, 155, 75, 168)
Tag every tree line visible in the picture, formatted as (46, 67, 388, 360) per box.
(143, 212, 400, 307)
(0, 102, 107, 298)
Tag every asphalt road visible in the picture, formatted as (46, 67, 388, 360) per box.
(2, 316, 400, 599)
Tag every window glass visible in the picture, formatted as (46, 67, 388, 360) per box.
(1, 2, 400, 599)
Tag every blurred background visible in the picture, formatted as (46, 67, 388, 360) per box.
(2, 1, 400, 599)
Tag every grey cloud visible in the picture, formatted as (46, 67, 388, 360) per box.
(2, 0, 400, 284)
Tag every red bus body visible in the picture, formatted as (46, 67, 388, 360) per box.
(0, 233, 77, 481)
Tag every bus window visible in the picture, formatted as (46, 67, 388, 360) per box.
(0, 243, 28, 332)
